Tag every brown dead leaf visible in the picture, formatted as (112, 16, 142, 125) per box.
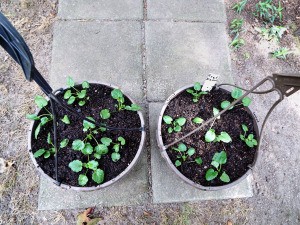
(143, 211, 152, 217)
(77, 208, 102, 225)
(227, 219, 233, 225)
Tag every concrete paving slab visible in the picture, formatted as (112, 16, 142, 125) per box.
(38, 151, 149, 210)
(145, 21, 232, 102)
(50, 20, 144, 102)
(149, 102, 253, 204)
(58, 0, 143, 20)
(147, 0, 226, 22)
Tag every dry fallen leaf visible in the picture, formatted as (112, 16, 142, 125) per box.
(227, 219, 233, 225)
(77, 207, 102, 225)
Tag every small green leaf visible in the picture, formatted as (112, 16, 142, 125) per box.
(220, 171, 230, 183)
(163, 115, 173, 124)
(186, 89, 194, 94)
(67, 76, 75, 88)
(211, 161, 219, 169)
(35, 95, 48, 108)
(44, 151, 51, 158)
(72, 139, 85, 151)
(83, 117, 96, 130)
(94, 153, 101, 159)
(92, 169, 104, 184)
(78, 100, 86, 106)
(205, 168, 218, 181)
(60, 139, 69, 148)
(213, 107, 220, 119)
(187, 148, 196, 156)
(111, 89, 123, 99)
(47, 133, 51, 144)
(100, 109, 111, 119)
(26, 114, 40, 120)
(218, 132, 232, 143)
(242, 97, 252, 106)
(174, 143, 187, 152)
(118, 137, 126, 145)
(82, 143, 93, 155)
(101, 137, 112, 146)
(111, 152, 121, 162)
(168, 127, 173, 133)
(64, 90, 72, 99)
(248, 134, 254, 140)
(173, 126, 181, 132)
(61, 115, 70, 124)
(77, 90, 86, 99)
(246, 140, 254, 147)
(34, 149, 45, 158)
(82, 81, 90, 89)
(212, 151, 227, 165)
(194, 82, 201, 91)
(252, 139, 258, 146)
(242, 124, 248, 132)
(78, 174, 88, 186)
(95, 144, 108, 155)
(192, 117, 203, 124)
(113, 144, 120, 152)
(69, 160, 83, 172)
(35, 123, 41, 139)
(240, 134, 245, 141)
(67, 96, 76, 105)
(125, 104, 141, 111)
(175, 160, 181, 167)
(176, 117, 186, 126)
(86, 160, 98, 170)
(195, 157, 203, 165)
(231, 88, 243, 99)
(221, 101, 231, 109)
(205, 129, 216, 142)
(40, 117, 49, 125)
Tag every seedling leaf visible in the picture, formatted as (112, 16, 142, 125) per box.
(95, 144, 108, 155)
(35, 95, 48, 108)
(69, 160, 83, 172)
(101, 137, 112, 146)
(77, 90, 87, 99)
(72, 140, 85, 151)
(221, 100, 231, 109)
(64, 90, 72, 99)
(192, 117, 204, 124)
(78, 174, 88, 186)
(220, 171, 230, 183)
(100, 109, 111, 119)
(111, 152, 121, 162)
(205, 129, 216, 142)
(44, 151, 51, 158)
(163, 115, 173, 124)
(125, 104, 141, 111)
(242, 97, 252, 106)
(82, 81, 90, 89)
(61, 115, 70, 124)
(118, 137, 126, 145)
(187, 148, 196, 156)
(67, 96, 76, 105)
(205, 168, 218, 181)
(213, 107, 220, 119)
(86, 160, 98, 170)
(92, 169, 104, 184)
(40, 117, 49, 125)
(60, 139, 69, 148)
(79, 101, 86, 106)
(26, 114, 40, 120)
(175, 160, 181, 167)
(67, 76, 75, 87)
(35, 123, 41, 139)
(242, 124, 248, 132)
(34, 149, 45, 158)
(82, 143, 93, 155)
(194, 82, 201, 91)
(195, 157, 203, 165)
(212, 151, 227, 165)
(174, 126, 181, 132)
(218, 132, 232, 143)
(47, 132, 52, 144)
(111, 89, 123, 99)
(231, 88, 243, 99)
(177, 143, 187, 152)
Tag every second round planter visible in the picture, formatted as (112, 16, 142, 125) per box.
(157, 83, 259, 191)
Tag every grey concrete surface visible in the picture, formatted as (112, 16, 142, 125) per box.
(58, 0, 143, 20)
(38, 152, 149, 210)
(147, 0, 226, 22)
(149, 103, 253, 204)
(145, 21, 232, 102)
(50, 20, 144, 102)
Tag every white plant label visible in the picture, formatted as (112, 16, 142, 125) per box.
(201, 73, 220, 92)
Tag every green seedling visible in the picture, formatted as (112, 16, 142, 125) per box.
(271, 47, 291, 59)
(232, 0, 248, 14)
(111, 89, 141, 111)
(61, 115, 70, 124)
(163, 115, 186, 133)
(63, 76, 90, 106)
(100, 109, 111, 120)
(33, 133, 69, 158)
(172, 143, 202, 167)
(26, 95, 53, 139)
(254, 0, 283, 23)
(192, 117, 204, 124)
(205, 151, 230, 183)
(240, 124, 258, 147)
(230, 18, 244, 34)
(69, 159, 104, 186)
(255, 26, 287, 42)
(229, 37, 245, 50)
(186, 82, 208, 103)
(220, 88, 252, 110)
(205, 129, 232, 143)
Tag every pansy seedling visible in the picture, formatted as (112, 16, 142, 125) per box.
(163, 115, 186, 133)
(186, 82, 208, 103)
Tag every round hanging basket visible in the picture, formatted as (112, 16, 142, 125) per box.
(157, 84, 259, 191)
(28, 82, 146, 191)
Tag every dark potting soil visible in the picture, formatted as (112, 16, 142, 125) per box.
(161, 87, 258, 187)
(31, 84, 142, 187)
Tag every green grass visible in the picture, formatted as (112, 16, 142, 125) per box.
(271, 47, 291, 59)
(254, 0, 283, 23)
(232, 0, 248, 14)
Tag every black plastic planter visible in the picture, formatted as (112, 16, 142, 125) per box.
(157, 84, 259, 191)
(28, 82, 146, 191)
